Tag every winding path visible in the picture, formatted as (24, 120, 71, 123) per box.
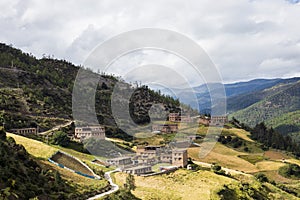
(38, 120, 74, 136)
(87, 168, 121, 200)
(193, 161, 251, 176)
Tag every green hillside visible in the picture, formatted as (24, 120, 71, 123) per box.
(266, 110, 300, 140)
(231, 81, 300, 136)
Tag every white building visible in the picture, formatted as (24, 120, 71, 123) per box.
(74, 126, 105, 142)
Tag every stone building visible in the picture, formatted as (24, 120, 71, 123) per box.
(169, 113, 192, 123)
(152, 124, 178, 133)
(136, 145, 188, 168)
(210, 116, 228, 126)
(74, 126, 105, 141)
(10, 128, 37, 135)
(198, 116, 228, 126)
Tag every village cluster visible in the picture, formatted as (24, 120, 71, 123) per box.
(10, 113, 228, 175)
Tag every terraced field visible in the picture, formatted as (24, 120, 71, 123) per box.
(51, 151, 94, 176)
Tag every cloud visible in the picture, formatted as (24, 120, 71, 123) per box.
(0, 0, 299, 85)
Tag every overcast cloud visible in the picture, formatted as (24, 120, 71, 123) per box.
(0, 0, 300, 86)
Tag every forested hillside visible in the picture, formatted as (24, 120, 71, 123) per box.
(0, 43, 184, 136)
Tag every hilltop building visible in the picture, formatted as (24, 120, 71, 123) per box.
(210, 116, 228, 126)
(10, 128, 37, 136)
(74, 126, 105, 142)
(136, 145, 188, 168)
(106, 156, 133, 168)
(198, 116, 228, 126)
(152, 124, 178, 133)
(169, 113, 192, 123)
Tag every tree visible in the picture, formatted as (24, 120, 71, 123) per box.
(125, 174, 136, 191)
(51, 131, 70, 147)
(0, 127, 6, 140)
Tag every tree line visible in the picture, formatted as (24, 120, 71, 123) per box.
(232, 117, 300, 157)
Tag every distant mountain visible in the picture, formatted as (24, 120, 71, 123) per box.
(173, 77, 300, 113)
(231, 80, 300, 137)
(227, 77, 300, 113)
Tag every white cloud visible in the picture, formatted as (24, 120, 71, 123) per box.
(0, 0, 299, 85)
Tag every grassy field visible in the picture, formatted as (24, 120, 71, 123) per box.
(7, 132, 57, 159)
(226, 128, 254, 142)
(238, 154, 265, 164)
(114, 169, 237, 200)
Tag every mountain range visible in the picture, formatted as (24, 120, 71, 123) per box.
(174, 77, 300, 138)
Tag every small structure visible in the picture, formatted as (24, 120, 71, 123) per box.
(169, 113, 192, 123)
(123, 165, 152, 175)
(10, 128, 37, 135)
(75, 126, 105, 141)
(106, 156, 133, 168)
(152, 124, 178, 133)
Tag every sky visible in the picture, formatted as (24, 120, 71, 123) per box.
(1, 0, 300, 87)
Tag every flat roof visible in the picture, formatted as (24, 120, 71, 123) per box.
(107, 156, 132, 161)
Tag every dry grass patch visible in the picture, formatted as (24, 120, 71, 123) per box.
(188, 144, 258, 173)
(227, 128, 254, 142)
(114, 169, 236, 200)
(255, 161, 286, 171)
(286, 158, 300, 166)
(7, 133, 57, 159)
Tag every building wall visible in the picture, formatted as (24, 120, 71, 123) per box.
(172, 149, 188, 167)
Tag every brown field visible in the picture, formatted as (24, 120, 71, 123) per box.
(255, 161, 286, 171)
(188, 143, 259, 173)
(264, 150, 290, 160)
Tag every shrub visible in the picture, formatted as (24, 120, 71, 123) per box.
(279, 163, 300, 179)
(255, 173, 269, 183)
